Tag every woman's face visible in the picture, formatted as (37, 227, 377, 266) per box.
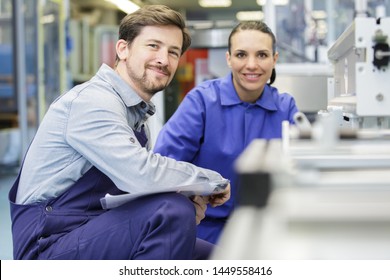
(226, 29, 278, 103)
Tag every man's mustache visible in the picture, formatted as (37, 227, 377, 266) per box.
(147, 65, 170, 76)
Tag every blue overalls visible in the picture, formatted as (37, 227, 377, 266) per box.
(9, 129, 212, 259)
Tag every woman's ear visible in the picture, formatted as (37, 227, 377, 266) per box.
(116, 39, 129, 61)
(226, 51, 232, 68)
(273, 51, 279, 67)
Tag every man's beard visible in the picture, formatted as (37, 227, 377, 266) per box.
(127, 62, 171, 95)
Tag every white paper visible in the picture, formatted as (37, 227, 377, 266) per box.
(100, 179, 229, 209)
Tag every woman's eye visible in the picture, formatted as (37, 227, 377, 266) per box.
(258, 52, 268, 58)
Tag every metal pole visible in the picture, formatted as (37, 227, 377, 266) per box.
(264, 1, 276, 37)
(355, 0, 368, 17)
(12, 0, 28, 162)
(326, 0, 335, 47)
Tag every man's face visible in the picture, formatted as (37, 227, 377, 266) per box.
(120, 25, 183, 98)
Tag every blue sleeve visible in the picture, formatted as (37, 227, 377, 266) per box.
(288, 95, 299, 123)
(154, 90, 205, 162)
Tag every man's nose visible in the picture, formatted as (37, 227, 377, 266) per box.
(156, 49, 169, 65)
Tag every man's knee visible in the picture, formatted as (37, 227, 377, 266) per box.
(155, 193, 195, 225)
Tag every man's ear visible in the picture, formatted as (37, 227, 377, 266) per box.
(116, 39, 129, 60)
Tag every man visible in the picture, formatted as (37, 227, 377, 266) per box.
(9, 5, 230, 260)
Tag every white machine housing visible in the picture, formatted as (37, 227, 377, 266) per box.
(327, 16, 390, 128)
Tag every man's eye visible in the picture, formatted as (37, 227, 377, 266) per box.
(169, 51, 180, 57)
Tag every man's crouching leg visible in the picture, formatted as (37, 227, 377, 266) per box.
(37, 192, 212, 260)
(129, 192, 200, 259)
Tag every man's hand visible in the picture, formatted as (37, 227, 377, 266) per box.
(190, 195, 209, 225)
(208, 183, 231, 207)
(190, 183, 231, 224)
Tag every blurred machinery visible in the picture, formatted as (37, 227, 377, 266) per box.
(212, 12, 390, 260)
(327, 15, 390, 129)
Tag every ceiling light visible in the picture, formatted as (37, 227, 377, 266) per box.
(192, 21, 214, 29)
(312, 10, 327, 20)
(257, 0, 289, 6)
(105, 0, 140, 14)
(236, 11, 264, 21)
(41, 14, 55, 24)
(199, 0, 232, 8)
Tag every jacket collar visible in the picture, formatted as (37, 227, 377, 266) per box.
(95, 64, 156, 115)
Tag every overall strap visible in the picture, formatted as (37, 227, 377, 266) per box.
(133, 125, 148, 148)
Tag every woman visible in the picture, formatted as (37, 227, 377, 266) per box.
(154, 21, 299, 244)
